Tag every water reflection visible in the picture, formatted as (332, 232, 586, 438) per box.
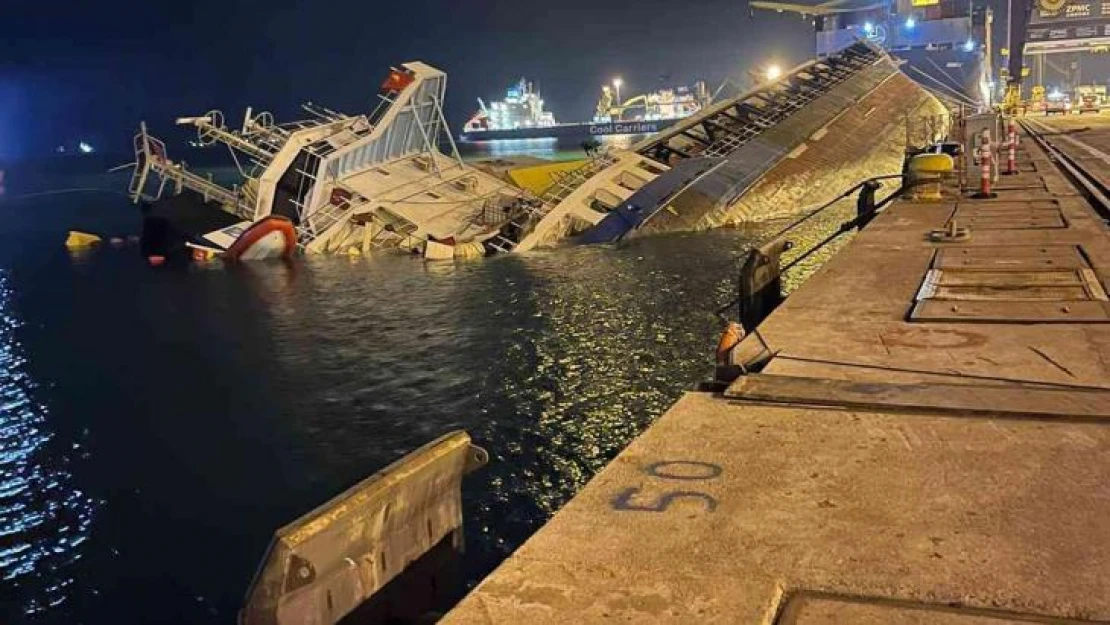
(0, 164, 854, 622)
(0, 272, 96, 619)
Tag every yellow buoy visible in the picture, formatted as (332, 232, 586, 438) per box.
(65, 231, 101, 250)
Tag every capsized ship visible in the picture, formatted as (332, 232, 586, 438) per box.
(127, 63, 531, 263)
(470, 40, 948, 254)
(459, 79, 711, 141)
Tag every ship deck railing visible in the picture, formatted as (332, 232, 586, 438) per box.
(129, 123, 255, 220)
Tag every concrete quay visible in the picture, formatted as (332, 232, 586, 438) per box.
(440, 123, 1110, 624)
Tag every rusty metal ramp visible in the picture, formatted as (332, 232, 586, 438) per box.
(725, 374, 1110, 420)
(910, 245, 1110, 323)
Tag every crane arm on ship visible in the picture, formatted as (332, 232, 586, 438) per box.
(616, 95, 649, 116)
(599, 95, 663, 120)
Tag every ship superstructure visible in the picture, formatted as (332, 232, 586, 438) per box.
(129, 63, 528, 261)
(463, 78, 556, 134)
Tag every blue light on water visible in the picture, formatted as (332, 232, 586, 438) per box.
(964, 39, 975, 52)
(0, 272, 98, 617)
(904, 17, 915, 29)
(863, 21, 874, 34)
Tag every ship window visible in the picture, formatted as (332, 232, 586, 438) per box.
(616, 171, 648, 192)
(637, 161, 666, 176)
(425, 192, 442, 200)
(591, 188, 623, 211)
(372, 167, 390, 176)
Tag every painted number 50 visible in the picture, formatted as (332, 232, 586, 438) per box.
(611, 460, 722, 514)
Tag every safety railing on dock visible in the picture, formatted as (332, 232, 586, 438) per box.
(715, 174, 906, 332)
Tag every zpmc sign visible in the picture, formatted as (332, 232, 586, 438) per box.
(1026, 0, 1110, 53)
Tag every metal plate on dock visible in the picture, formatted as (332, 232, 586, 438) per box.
(933, 246, 1088, 271)
(776, 593, 1088, 624)
(726, 374, 1110, 419)
(956, 199, 1060, 211)
(913, 245, 1108, 322)
(911, 300, 1110, 322)
(949, 199, 1066, 230)
(915, 268, 1108, 302)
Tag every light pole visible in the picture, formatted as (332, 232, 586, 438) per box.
(613, 77, 623, 120)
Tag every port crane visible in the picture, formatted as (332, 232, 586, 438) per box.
(751, 0, 1039, 113)
(1002, 0, 1035, 113)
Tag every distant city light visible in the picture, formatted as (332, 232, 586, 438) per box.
(612, 77, 622, 89)
(863, 22, 874, 34)
(904, 17, 916, 29)
(1049, 88, 1064, 99)
(78, 141, 94, 154)
(766, 65, 783, 80)
(964, 39, 975, 52)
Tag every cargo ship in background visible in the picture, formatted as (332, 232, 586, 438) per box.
(459, 78, 712, 141)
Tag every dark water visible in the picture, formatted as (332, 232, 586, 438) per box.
(0, 168, 797, 623)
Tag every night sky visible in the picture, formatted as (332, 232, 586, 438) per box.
(1, 0, 817, 161)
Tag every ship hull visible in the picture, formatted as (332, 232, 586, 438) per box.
(459, 118, 683, 142)
(888, 46, 985, 105)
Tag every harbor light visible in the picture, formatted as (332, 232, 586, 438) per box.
(964, 39, 975, 52)
(863, 21, 874, 34)
(766, 65, 783, 81)
(612, 78, 623, 119)
(78, 141, 94, 154)
(904, 16, 915, 29)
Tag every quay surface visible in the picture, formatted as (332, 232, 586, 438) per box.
(440, 119, 1110, 623)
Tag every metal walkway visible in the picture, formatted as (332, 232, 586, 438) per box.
(637, 42, 883, 164)
(484, 151, 619, 254)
